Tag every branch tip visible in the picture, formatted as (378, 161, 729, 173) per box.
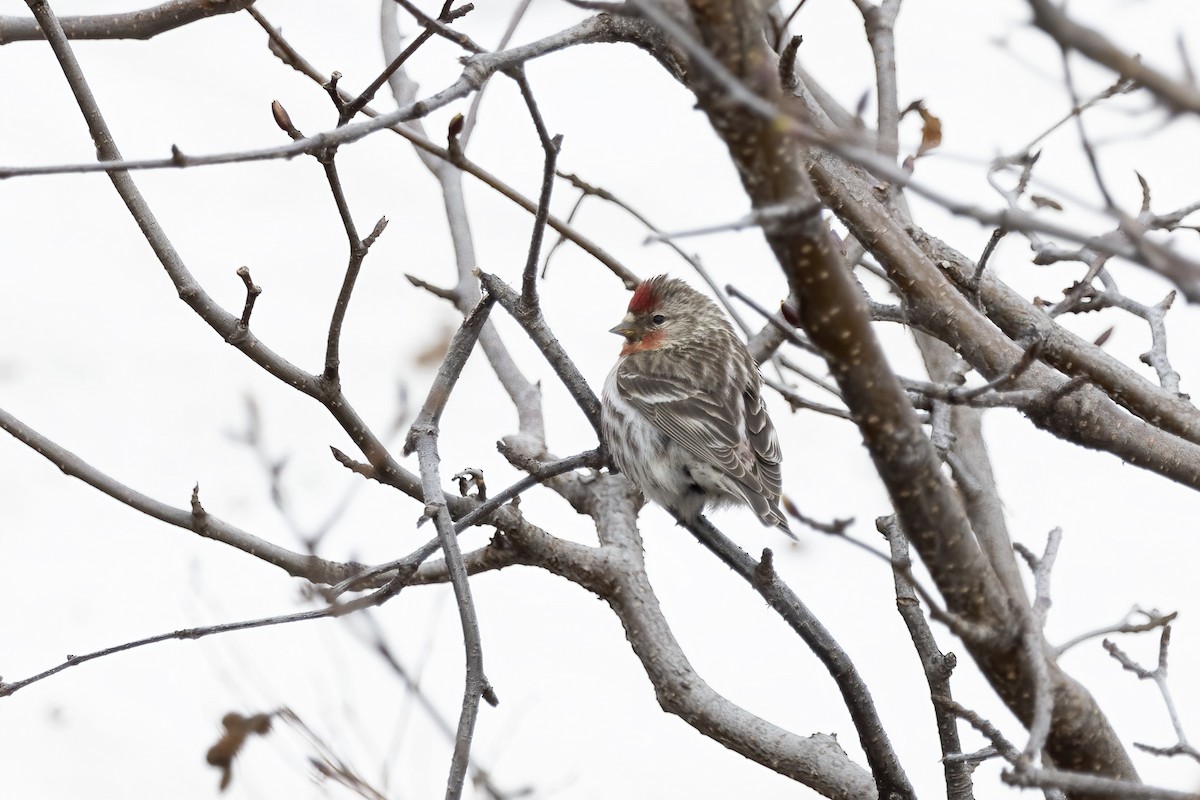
(236, 266, 262, 328)
(364, 216, 389, 248)
(271, 100, 304, 140)
(190, 483, 206, 519)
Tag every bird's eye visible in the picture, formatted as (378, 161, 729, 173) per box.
(651, 314, 666, 325)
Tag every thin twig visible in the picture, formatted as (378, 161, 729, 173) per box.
(777, 354, 843, 398)
(252, 5, 637, 289)
(341, 1, 469, 123)
(391, 0, 485, 53)
(326, 448, 603, 598)
(1027, 0, 1200, 114)
(235, 266, 261, 328)
(0, 17, 592, 179)
(354, 614, 522, 799)
(937, 696, 1022, 762)
(1054, 607, 1177, 657)
(479, 272, 602, 432)
(0, 405, 356, 584)
(762, 376, 853, 420)
(1014, 528, 1063, 763)
(725, 283, 826, 357)
(882, 517, 974, 800)
(645, 200, 823, 243)
(512, 69, 562, 310)
(1104, 627, 1200, 763)
(405, 293, 500, 800)
(1004, 765, 1200, 799)
(0, 0, 254, 44)
(459, 0, 533, 145)
(321, 149, 389, 383)
(12, 5, 1200, 295)
(278, 708, 391, 800)
(1057, 43, 1116, 212)
(0, 578, 399, 698)
(555, 170, 759, 337)
(945, 695, 1184, 798)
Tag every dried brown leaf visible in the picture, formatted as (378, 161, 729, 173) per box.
(415, 325, 454, 368)
(1031, 195, 1064, 211)
(915, 103, 942, 155)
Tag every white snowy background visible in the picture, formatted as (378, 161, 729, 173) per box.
(2, 0, 1199, 797)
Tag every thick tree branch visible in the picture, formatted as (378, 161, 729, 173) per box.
(676, 0, 1006, 625)
(669, 0, 1142, 792)
(408, 471, 883, 800)
(807, 146, 1200, 493)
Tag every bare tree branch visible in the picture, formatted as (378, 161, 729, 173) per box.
(666, 0, 1142, 789)
(405, 294, 499, 800)
(683, 516, 916, 800)
(12, 2, 1200, 798)
(513, 70, 562, 310)
(881, 517, 974, 800)
(320, 151, 389, 383)
(480, 248, 909, 795)
(0, 577, 401, 698)
(1026, 0, 1200, 115)
(405, 473, 884, 799)
(0, 0, 253, 44)
(0, 405, 358, 585)
(1055, 608, 1176, 657)
(1105, 627, 1200, 764)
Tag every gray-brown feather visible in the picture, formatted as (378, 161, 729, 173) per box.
(602, 277, 787, 530)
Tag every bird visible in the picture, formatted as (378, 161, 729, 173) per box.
(600, 275, 792, 536)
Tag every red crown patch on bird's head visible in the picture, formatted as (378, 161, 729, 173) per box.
(627, 280, 660, 313)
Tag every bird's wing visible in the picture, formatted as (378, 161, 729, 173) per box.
(616, 350, 775, 498)
(742, 379, 783, 499)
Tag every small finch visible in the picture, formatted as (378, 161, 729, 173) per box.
(601, 275, 792, 536)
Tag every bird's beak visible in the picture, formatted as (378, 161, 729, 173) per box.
(609, 319, 637, 339)
(609, 312, 637, 339)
